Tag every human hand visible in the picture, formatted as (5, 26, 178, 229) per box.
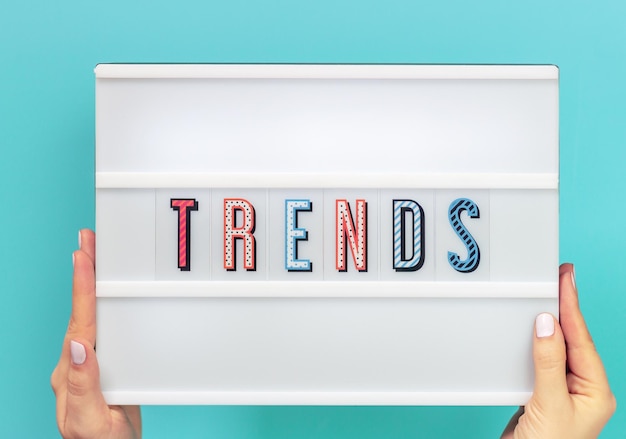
(501, 263, 616, 438)
(51, 229, 141, 438)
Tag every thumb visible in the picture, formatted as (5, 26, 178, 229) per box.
(65, 339, 110, 434)
(530, 313, 569, 407)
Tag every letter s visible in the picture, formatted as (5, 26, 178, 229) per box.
(447, 198, 480, 273)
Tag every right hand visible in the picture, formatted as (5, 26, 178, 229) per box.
(501, 263, 616, 438)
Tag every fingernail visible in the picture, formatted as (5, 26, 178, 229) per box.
(70, 340, 87, 365)
(78, 230, 82, 249)
(571, 265, 576, 290)
(536, 313, 555, 338)
(72, 252, 75, 268)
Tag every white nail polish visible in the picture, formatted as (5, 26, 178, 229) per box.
(571, 266, 576, 290)
(72, 252, 75, 268)
(70, 340, 87, 365)
(78, 230, 82, 249)
(536, 313, 555, 338)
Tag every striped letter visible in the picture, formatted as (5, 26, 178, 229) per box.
(447, 198, 480, 273)
(393, 199, 425, 272)
(335, 199, 367, 272)
(224, 198, 256, 271)
(170, 198, 199, 271)
(285, 199, 313, 271)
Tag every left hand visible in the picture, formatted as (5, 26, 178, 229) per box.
(51, 229, 142, 438)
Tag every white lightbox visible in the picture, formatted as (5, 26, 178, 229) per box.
(95, 64, 559, 405)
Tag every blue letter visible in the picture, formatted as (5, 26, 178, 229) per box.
(393, 199, 425, 271)
(447, 198, 480, 273)
(285, 199, 312, 271)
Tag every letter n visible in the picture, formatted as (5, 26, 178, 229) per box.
(335, 199, 367, 272)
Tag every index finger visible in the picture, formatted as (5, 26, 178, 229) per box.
(68, 248, 97, 346)
(79, 229, 96, 265)
(558, 263, 608, 385)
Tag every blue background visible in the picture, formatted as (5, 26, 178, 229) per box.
(1, 1, 624, 437)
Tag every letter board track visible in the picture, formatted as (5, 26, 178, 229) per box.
(95, 64, 559, 405)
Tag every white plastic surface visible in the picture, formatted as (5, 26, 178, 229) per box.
(95, 64, 559, 405)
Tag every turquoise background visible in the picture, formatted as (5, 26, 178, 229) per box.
(1, 0, 624, 437)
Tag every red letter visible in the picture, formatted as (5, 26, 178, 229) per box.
(224, 198, 256, 271)
(170, 199, 198, 271)
(335, 199, 367, 272)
